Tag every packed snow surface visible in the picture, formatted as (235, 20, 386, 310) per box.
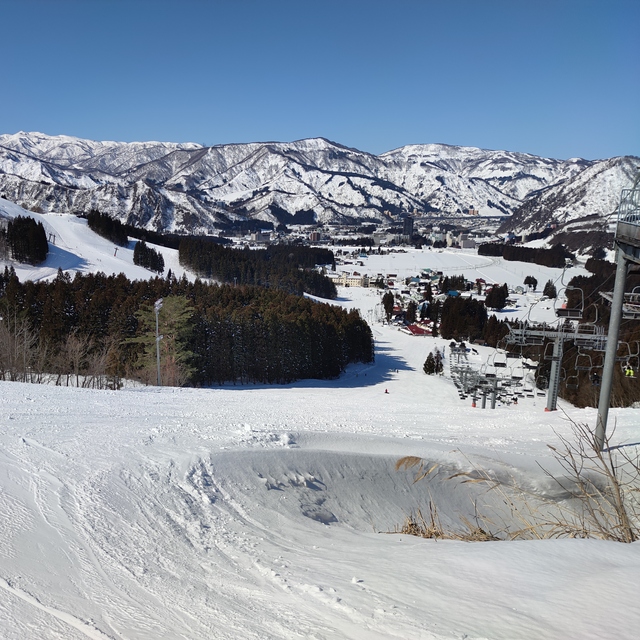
(1, 200, 640, 639)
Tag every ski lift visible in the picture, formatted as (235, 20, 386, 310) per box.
(480, 362, 497, 379)
(491, 350, 508, 368)
(575, 350, 593, 372)
(509, 357, 525, 381)
(535, 374, 548, 395)
(620, 344, 639, 378)
(543, 342, 561, 361)
(554, 264, 584, 320)
(615, 341, 639, 366)
(566, 375, 579, 390)
(622, 361, 636, 378)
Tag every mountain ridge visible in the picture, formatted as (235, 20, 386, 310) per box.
(0, 131, 637, 235)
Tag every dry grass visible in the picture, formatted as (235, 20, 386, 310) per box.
(391, 504, 499, 542)
(393, 416, 640, 543)
(540, 419, 639, 542)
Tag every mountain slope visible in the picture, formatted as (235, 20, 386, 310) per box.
(500, 155, 640, 233)
(0, 132, 637, 234)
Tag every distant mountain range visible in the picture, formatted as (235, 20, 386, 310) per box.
(0, 132, 637, 236)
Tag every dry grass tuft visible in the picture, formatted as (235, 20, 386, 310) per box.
(393, 415, 640, 543)
(395, 456, 439, 483)
(392, 504, 499, 541)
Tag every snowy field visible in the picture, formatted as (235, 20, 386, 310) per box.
(1, 199, 640, 639)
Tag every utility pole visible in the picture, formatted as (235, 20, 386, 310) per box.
(155, 298, 163, 386)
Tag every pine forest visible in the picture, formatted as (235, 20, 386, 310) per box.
(0, 267, 374, 387)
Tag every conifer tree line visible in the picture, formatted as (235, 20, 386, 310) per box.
(438, 274, 468, 293)
(87, 210, 129, 246)
(0, 216, 48, 264)
(133, 241, 165, 273)
(178, 238, 338, 298)
(86, 210, 229, 251)
(438, 296, 488, 343)
(0, 267, 373, 386)
(478, 242, 573, 268)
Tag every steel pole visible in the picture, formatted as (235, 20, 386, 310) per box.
(546, 334, 564, 412)
(154, 298, 163, 387)
(595, 249, 628, 450)
(155, 308, 161, 386)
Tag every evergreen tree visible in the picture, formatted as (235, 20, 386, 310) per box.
(134, 240, 165, 273)
(485, 283, 509, 310)
(482, 315, 509, 347)
(423, 352, 436, 375)
(543, 279, 557, 298)
(6, 216, 48, 264)
(524, 275, 538, 291)
(440, 297, 487, 341)
(405, 300, 417, 324)
(87, 210, 129, 246)
(382, 291, 395, 322)
(126, 295, 196, 386)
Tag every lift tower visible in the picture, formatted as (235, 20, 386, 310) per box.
(595, 179, 640, 450)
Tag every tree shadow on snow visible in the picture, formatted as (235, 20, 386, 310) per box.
(46, 244, 90, 272)
(212, 343, 410, 391)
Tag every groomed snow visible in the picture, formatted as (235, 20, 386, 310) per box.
(1, 199, 639, 639)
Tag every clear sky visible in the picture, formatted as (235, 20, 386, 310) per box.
(1, 0, 638, 160)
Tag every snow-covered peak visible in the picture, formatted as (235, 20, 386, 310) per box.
(0, 131, 637, 233)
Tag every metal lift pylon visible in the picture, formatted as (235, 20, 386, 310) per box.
(595, 178, 640, 450)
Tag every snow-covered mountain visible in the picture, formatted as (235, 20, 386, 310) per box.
(500, 155, 640, 233)
(0, 131, 638, 234)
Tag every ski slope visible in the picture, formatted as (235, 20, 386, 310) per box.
(1, 199, 639, 639)
(0, 198, 189, 283)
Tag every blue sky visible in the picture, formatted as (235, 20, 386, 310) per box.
(1, 0, 638, 160)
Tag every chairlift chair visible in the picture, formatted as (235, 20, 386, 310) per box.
(543, 342, 561, 361)
(510, 360, 525, 381)
(615, 341, 638, 364)
(554, 268, 585, 319)
(535, 375, 548, 396)
(575, 350, 593, 372)
(492, 351, 508, 368)
(566, 375, 579, 391)
(621, 359, 637, 378)
(480, 362, 497, 379)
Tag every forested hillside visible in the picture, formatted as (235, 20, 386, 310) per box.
(0, 268, 373, 386)
(179, 239, 338, 298)
(0, 215, 48, 264)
